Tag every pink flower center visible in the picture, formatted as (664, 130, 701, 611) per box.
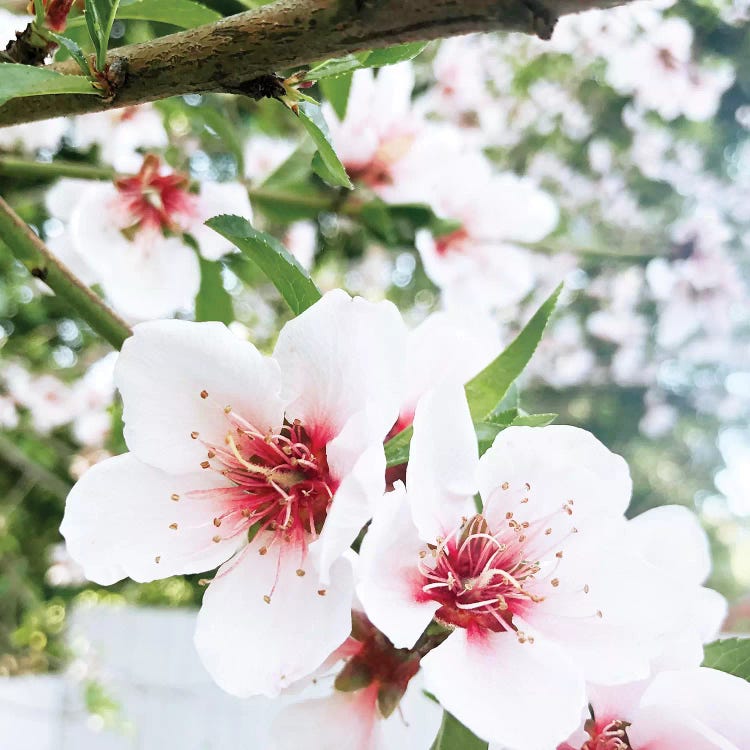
(574, 719, 631, 750)
(417, 486, 590, 641)
(434, 227, 469, 257)
(346, 131, 414, 189)
(114, 154, 196, 234)
(191, 405, 338, 559)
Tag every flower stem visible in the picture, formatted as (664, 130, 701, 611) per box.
(0, 156, 116, 181)
(0, 195, 131, 349)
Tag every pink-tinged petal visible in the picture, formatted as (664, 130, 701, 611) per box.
(627, 505, 712, 585)
(639, 668, 750, 750)
(270, 686, 379, 750)
(315, 407, 387, 584)
(273, 290, 406, 442)
(378, 672, 442, 749)
(525, 528, 679, 684)
(190, 182, 254, 261)
(60, 453, 240, 585)
(629, 705, 735, 750)
(478, 426, 632, 527)
(194, 537, 354, 698)
(357, 484, 440, 649)
(406, 383, 478, 541)
(116, 319, 285, 474)
(422, 629, 586, 750)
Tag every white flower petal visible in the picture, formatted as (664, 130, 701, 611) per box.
(400, 311, 499, 420)
(406, 383, 478, 541)
(357, 484, 440, 649)
(478, 425, 632, 526)
(270, 688, 378, 750)
(315, 407, 387, 584)
(639, 668, 750, 750)
(116, 319, 285, 474)
(99, 235, 201, 321)
(60, 453, 239, 585)
(378, 673, 442, 749)
(422, 629, 586, 750)
(629, 705, 735, 750)
(273, 290, 406, 442)
(627, 505, 711, 584)
(194, 537, 354, 698)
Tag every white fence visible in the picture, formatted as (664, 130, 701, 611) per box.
(0, 605, 287, 750)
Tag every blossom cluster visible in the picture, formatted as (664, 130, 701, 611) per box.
(60, 290, 748, 750)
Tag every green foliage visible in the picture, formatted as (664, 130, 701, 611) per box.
(304, 42, 429, 82)
(298, 104, 353, 189)
(431, 711, 488, 750)
(206, 215, 322, 315)
(0, 64, 98, 107)
(195, 258, 234, 324)
(85, 0, 121, 70)
(319, 73, 353, 120)
(702, 638, 750, 681)
(465, 284, 563, 421)
(115, 0, 221, 27)
(384, 426, 413, 468)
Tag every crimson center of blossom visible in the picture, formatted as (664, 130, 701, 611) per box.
(188, 397, 339, 563)
(114, 154, 196, 234)
(574, 719, 631, 750)
(417, 485, 589, 641)
(418, 514, 545, 639)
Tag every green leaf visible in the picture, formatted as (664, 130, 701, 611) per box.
(0, 64, 98, 108)
(305, 55, 363, 82)
(85, 0, 121, 70)
(362, 42, 428, 67)
(48, 33, 91, 77)
(115, 0, 221, 27)
(702, 638, 750, 681)
(384, 426, 413, 469)
(304, 42, 428, 83)
(195, 257, 233, 324)
(297, 104, 352, 189)
(431, 711, 488, 750)
(465, 284, 563, 421)
(320, 73, 353, 120)
(206, 215, 321, 315)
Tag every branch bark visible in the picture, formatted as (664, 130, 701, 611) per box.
(0, 0, 630, 127)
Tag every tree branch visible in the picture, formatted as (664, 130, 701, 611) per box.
(0, 0, 630, 127)
(0, 195, 132, 349)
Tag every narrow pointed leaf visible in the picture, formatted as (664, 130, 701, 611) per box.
(465, 284, 563, 421)
(206, 215, 321, 315)
(297, 104, 352, 189)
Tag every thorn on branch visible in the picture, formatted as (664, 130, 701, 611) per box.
(521, 0, 557, 40)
